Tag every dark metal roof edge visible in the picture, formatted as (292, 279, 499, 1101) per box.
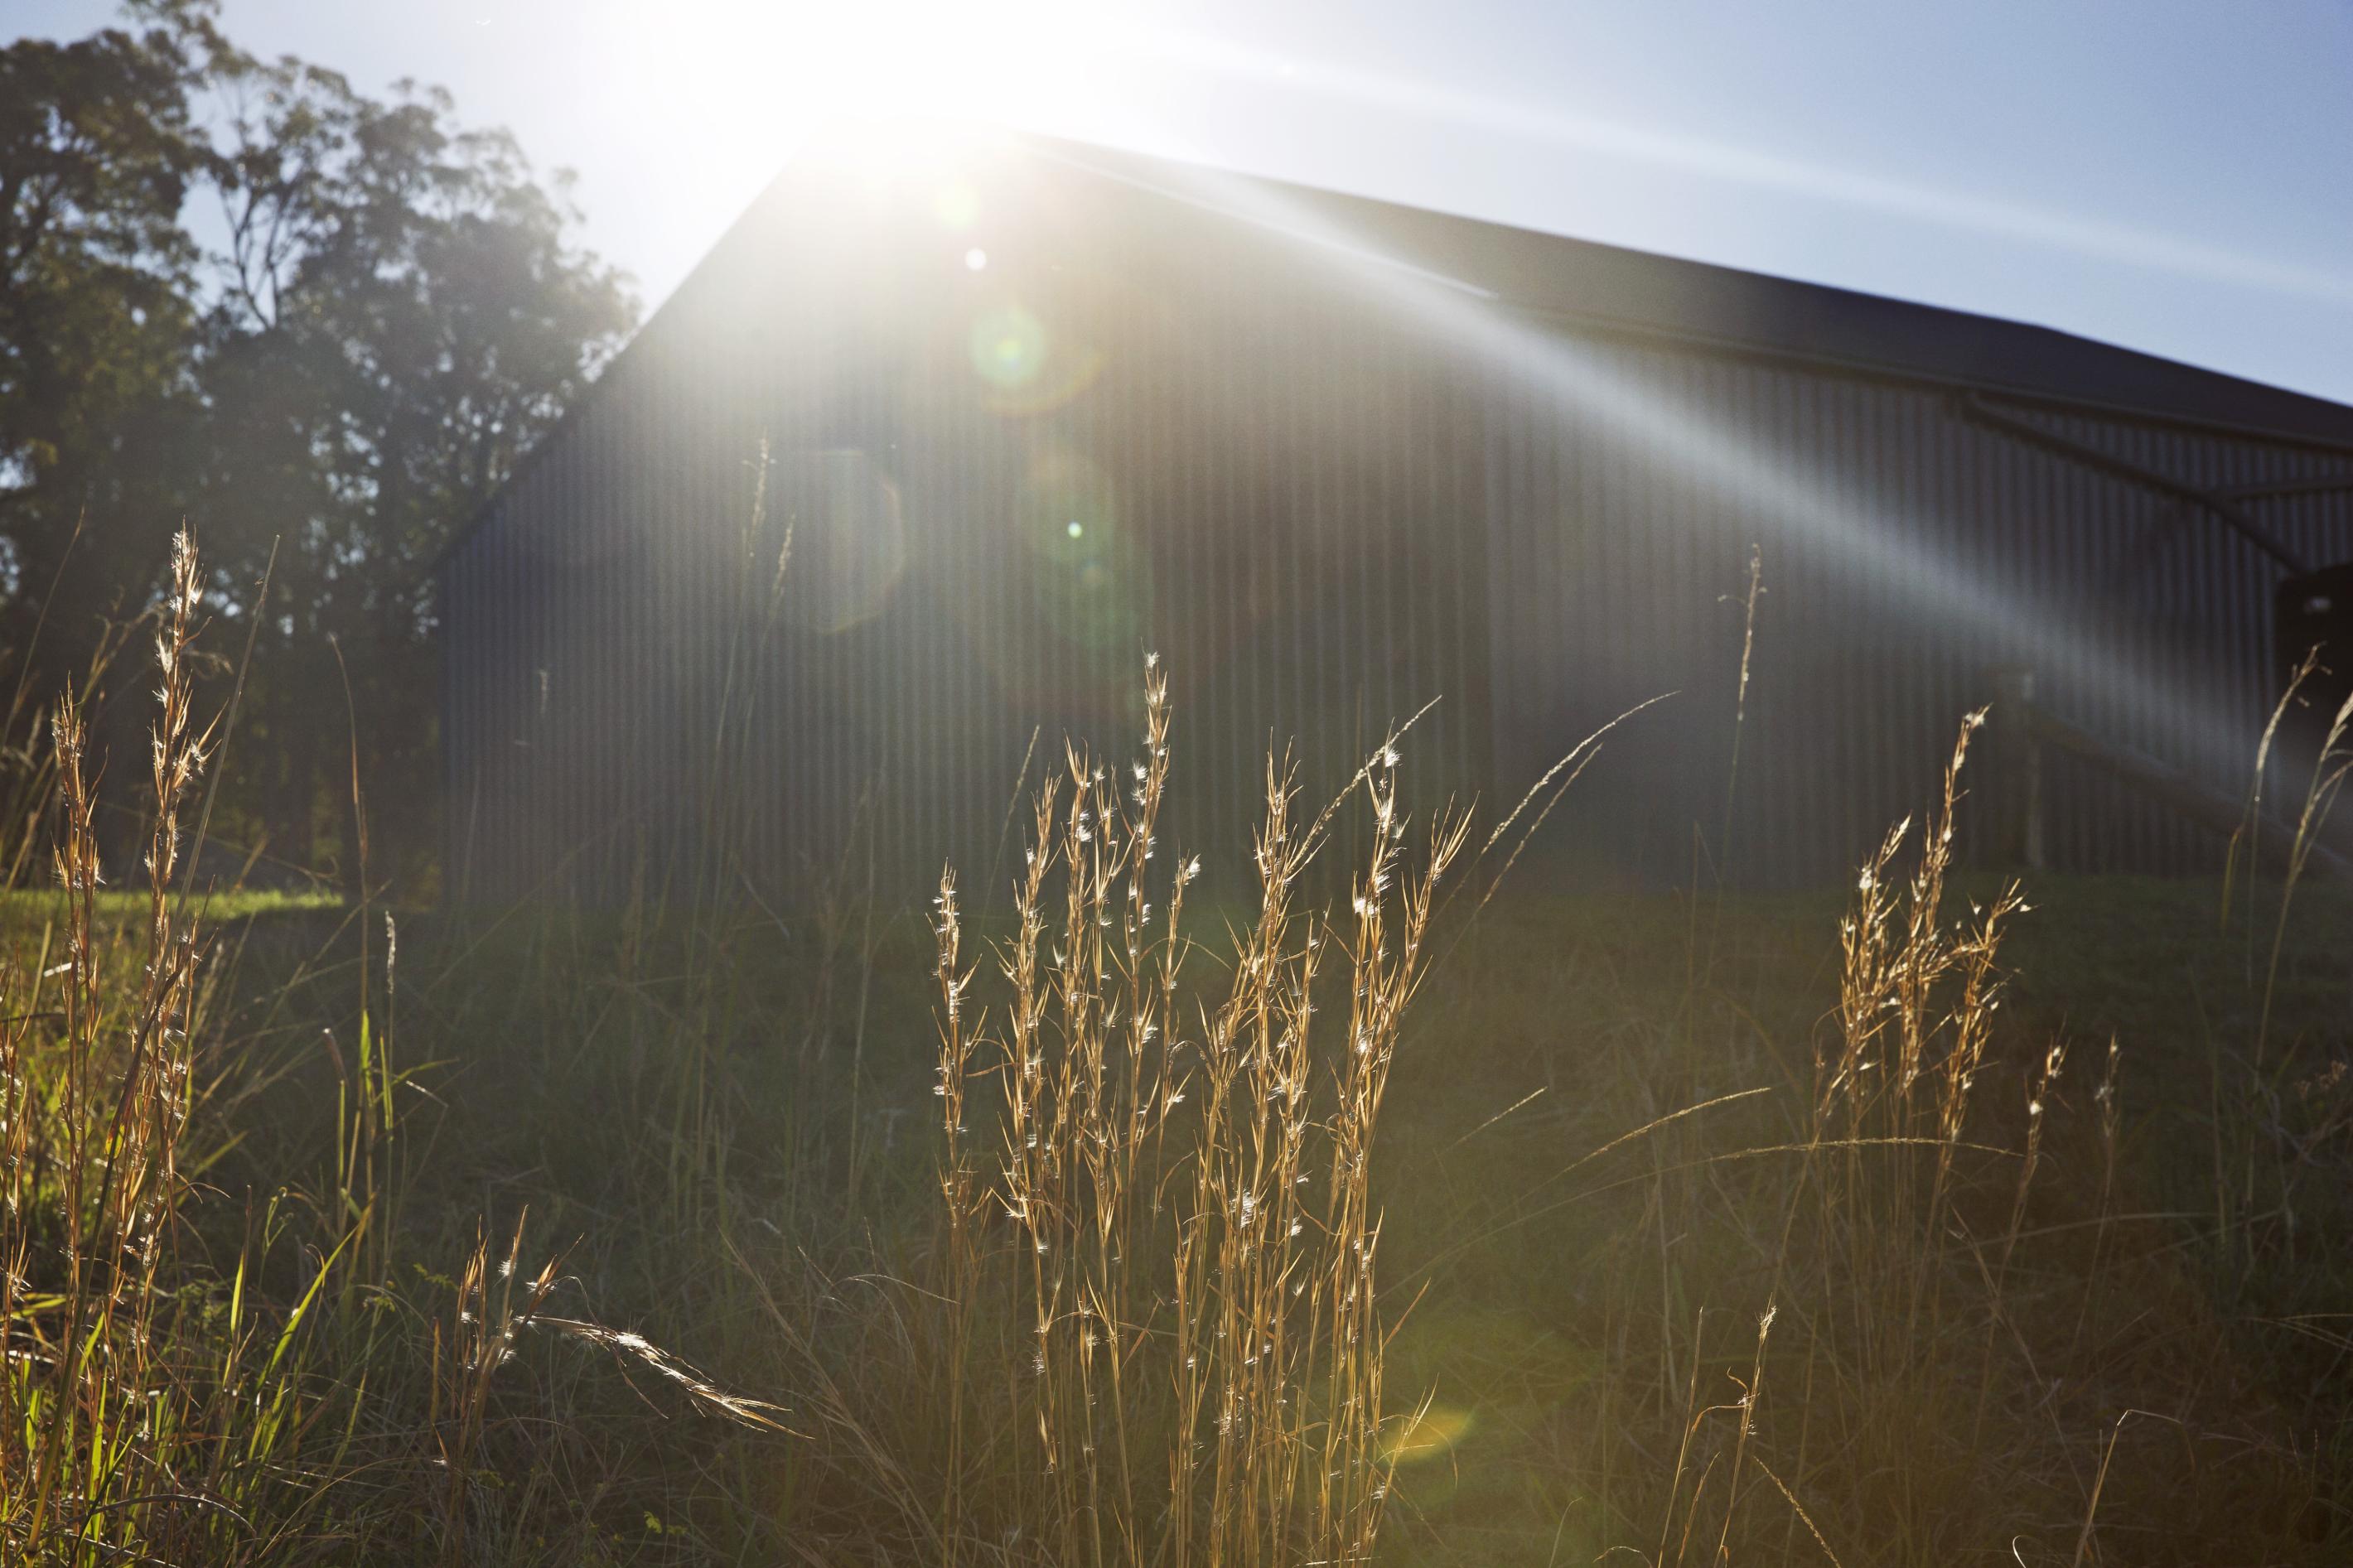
(1009, 130, 2353, 454)
(1496, 293, 2353, 456)
(429, 162, 813, 577)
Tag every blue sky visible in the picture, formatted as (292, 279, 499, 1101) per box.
(18, 0, 2353, 405)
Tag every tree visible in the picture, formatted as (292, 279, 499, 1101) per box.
(188, 51, 635, 883)
(0, 3, 635, 890)
(0, 2, 212, 688)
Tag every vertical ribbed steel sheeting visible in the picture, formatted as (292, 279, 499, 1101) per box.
(441, 168, 1495, 905)
(438, 147, 2353, 905)
(1479, 340, 2353, 884)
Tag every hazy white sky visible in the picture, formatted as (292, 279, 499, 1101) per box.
(17, 1, 2353, 405)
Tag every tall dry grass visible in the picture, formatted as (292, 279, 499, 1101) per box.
(1, 533, 781, 1564)
(2, 517, 2351, 1565)
(0, 533, 326, 1564)
(920, 658, 1469, 1566)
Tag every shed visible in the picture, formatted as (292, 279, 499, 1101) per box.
(437, 128, 2353, 903)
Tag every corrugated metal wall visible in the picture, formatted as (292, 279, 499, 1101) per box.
(1481, 335, 2353, 885)
(440, 164, 2353, 905)
(441, 169, 1497, 905)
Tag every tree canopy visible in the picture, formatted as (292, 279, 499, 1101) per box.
(0, 0, 636, 889)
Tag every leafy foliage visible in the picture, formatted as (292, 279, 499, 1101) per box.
(0, 2, 208, 635)
(0, 0, 635, 888)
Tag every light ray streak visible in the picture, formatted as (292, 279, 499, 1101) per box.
(1026, 133, 2284, 783)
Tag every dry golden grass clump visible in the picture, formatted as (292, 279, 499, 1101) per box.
(923, 656, 1471, 1566)
(1, 534, 788, 1566)
(0, 533, 288, 1563)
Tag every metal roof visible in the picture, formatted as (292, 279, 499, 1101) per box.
(1013, 130, 2353, 450)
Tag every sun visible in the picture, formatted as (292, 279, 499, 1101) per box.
(595, 0, 1120, 207)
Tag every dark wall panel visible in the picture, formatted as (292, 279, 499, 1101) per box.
(439, 153, 2353, 905)
(1480, 335, 2353, 885)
